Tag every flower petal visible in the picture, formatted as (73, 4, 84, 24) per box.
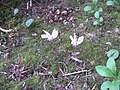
(41, 34, 49, 38)
(77, 36, 84, 45)
(70, 34, 77, 47)
(72, 40, 77, 47)
(52, 29, 58, 39)
(69, 35, 74, 41)
(43, 30, 51, 36)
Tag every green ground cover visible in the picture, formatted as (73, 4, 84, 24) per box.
(0, 0, 120, 90)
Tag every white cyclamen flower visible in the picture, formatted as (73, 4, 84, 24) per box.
(41, 29, 58, 41)
(69, 33, 84, 47)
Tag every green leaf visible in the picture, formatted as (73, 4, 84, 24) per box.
(94, 11, 100, 18)
(101, 81, 112, 90)
(92, 0, 98, 5)
(113, 0, 117, 3)
(106, 1, 114, 6)
(25, 19, 34, 27)
(107, 49, 119, 59)
(14, 8, 19, 16)
(84, 6, 92, 11)
(106, 57, 116, 75)
(93, 20, 99, 25)
(95, 66, 115, 78)
(98, 7, 103, 12)
(110, 80, 120, 90)
(99, 17, 104, 22)
(118, 72, 120, 79)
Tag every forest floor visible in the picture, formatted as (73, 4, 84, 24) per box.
(0, 0, 120, 90)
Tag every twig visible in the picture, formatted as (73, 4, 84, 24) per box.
(39, 72, 52, 76)
(30, 0, 32, 7)
(62, 69, 90, 77)
(91, 84, 97, 90)
(33, 0, 41, 6)
(65, 82, 72, 90)
(43, 80, 48, 90)
(71, 56, 83, 63)
(0, 27, 12, 33)
(39, 65, 48, 71)
(59, 68, 65, 75)
(59, 68, 71, 82)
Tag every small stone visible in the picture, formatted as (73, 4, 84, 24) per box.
(107, 30, 112, 34)
(105, 42, 112, 46)
(32, 33, 37, 36)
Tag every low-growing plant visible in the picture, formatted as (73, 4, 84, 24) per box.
(25, 18, 34, 27)
(84, 0, 104, 25)
(13, 8, 19, 16)
(13, 7, 34, 28)
(95, 49, 120, 90)
(106, 0, 117, 6)
(69, 33, 84, 47)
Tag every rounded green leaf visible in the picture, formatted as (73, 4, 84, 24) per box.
(94, 11, 100, 18)
(99, 17, 104, 22)
(84, 6, 92, 11)
(98, 7, 103, 12)
(93, 20, 99, 25)
(106, 57, 116, 75)
(107, 49, 119, 59)
(110, 80, 120, 90)
(92, 0, 98, 5)
(101, 81, 112, 90)
(25, 19, 34, 27)
(14, 8, 19, 16)
(95, 66, 115, 78)
(106, 1, 114, 6)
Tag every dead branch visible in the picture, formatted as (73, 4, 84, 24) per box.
(39, 72, 52, 76)
(62, 69, 91, 77)
(91, 84, 97, 90)
(71, 56, 83, 63)
(0, 27, 12, 33)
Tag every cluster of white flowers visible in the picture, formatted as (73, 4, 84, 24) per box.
(41, 29, 84, 47)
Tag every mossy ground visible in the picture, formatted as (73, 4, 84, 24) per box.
(0, 1, 120, 90)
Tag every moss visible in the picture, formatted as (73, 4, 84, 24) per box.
(1, 1, 120, 89)
(25, 76, 40, 89)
